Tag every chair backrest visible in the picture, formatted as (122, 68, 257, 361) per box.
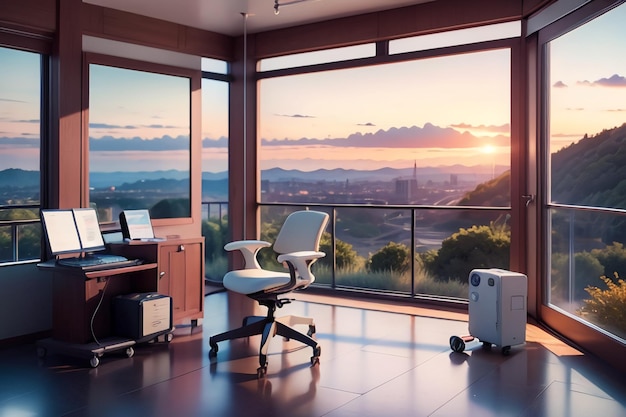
(272, 211, 329, 255)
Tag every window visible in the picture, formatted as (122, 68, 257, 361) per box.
(0, 46, 42, 264)
(87, 57, 194, 223)
(545, 2, 626, 342)
(258, 44, 376, 72)
(258, 46, 513, 298)
(201, 59, 229, 282)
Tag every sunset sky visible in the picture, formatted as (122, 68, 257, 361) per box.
(0, 3, 624, 173)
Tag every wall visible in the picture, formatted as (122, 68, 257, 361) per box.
(0, 264, 52, 342)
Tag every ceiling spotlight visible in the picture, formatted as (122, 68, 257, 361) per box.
(274, 0, 280, 15)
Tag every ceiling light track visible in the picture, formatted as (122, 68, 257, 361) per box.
(274, 0, 316, 15)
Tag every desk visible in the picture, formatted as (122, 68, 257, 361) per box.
(38, 261, 159, 344)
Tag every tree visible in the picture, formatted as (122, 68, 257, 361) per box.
(422, 223, 510, 283)
(368, 241, 411, 273)
(318, 232, 359, 270)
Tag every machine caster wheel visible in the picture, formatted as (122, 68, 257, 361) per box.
(449, 336, 465, 353)
(257, 365, 267, 378)
(307, 324, 316, 337)
(90, 356, 100, 368)
(502, 346, 511, 356)
(125, 347, 134, 358)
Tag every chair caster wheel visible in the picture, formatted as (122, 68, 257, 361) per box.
(502, 346, 511, 356)
(310, 345, 321, 366)
(125, 347, 134, 358)
(307, 324, 316, 337)
(209, 342, 218, 357)
(257, 365, 267, 378)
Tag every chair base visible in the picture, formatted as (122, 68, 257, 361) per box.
(209, 301, 320, 377)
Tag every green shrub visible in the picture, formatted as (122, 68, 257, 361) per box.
(368, 241, 411, 274)
(421, 222, 510, 283)
(579, 273, 626, 338)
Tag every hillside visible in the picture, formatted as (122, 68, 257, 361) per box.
(551, 123, 626, 208)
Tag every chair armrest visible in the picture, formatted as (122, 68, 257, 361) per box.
(277, 251, 326, 287)
(276, 251, 326, 264)
(224, 240, 271, 269)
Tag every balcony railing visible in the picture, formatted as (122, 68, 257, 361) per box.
(0, 204, 41, 264)
(201, 201, 510, 301)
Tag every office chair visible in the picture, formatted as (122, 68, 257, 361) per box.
(209, 210, 330, 377)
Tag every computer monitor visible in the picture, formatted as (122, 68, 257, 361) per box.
(119, 209, 155, 240)
(41, 208, 105, 256)
(41, 209, 83, 256)
(72, 208, 106, 252)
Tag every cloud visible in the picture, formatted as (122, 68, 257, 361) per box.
(0, 137, 39, 147)
(357, 122, 376, 127)
(594, 74, 626, 87)
(90, 122, 137, 129)
(0, 98, 27, 103)
(566, 107, 585, 111)
(449, 123, 510, 133)
(275, 113, 316, 118)
(553, 81, 568, 88)
(89, 135, 189, 151)
(577, 73, 626, 87)
(606, 108, 626, 112)
(262, 123, 509, 149)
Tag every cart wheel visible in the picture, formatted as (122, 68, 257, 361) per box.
(502, 346, 511, 356)
(449, 336, 465, 353)
(90, 356, 100, 368)
(257, 365, 267, 379)
(126, 347, 134, 358)
(37, 346, 47, 358)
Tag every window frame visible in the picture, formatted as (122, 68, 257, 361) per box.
(83, 52, 201, 228)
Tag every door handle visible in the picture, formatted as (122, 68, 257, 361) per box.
(522, 194, 535, 207)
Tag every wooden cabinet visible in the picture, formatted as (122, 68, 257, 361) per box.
(109, 237, 205, 325)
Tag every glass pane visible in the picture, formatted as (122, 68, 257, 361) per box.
(547, 3, 626, 343)
(201, 57, 228, 74)
(259, 48, 511, 207)
(332, 207, 413, 293)
(88, 64, 191, 222)
(258, 44, 376, 72)
(548, 208, 626, 342)
(548, 3, 626, 208)
(0, 46, 42, 263)
(201, 78, 229, 282)
(415, 208, 509, 298)
(390, 21, 521, 54)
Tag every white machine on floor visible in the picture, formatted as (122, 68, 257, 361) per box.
(450, 268, 527, 355)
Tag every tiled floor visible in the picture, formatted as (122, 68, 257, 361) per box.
(1, 290, 625, 417)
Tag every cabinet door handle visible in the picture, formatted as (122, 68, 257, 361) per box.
(178, 244, 185, 252)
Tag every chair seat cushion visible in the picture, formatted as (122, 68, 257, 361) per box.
(223, 269, 292, 295)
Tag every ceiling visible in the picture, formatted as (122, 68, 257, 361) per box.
(84, 0, 436, 36)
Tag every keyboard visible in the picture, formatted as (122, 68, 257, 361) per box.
(57, 254, 140, 270)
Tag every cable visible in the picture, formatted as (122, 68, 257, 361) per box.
(90, 277, 110, 346)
